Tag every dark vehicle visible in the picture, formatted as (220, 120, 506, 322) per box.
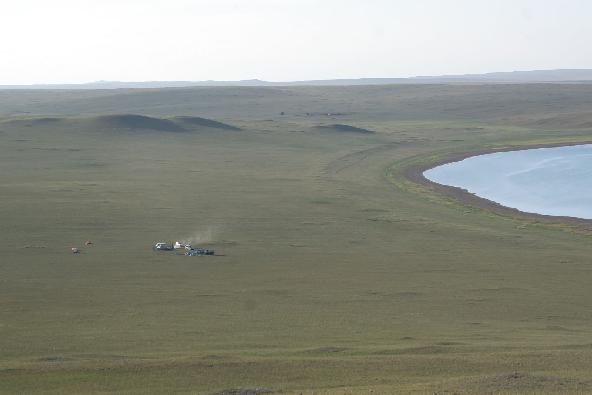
(185, 248, 215, 256)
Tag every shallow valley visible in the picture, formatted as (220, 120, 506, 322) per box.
(2, 85, 592, 394)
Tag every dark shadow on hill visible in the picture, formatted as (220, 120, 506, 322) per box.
(1, 114, 241, 133)
(172, 116, 241, 130)
(92, 114, 185, 132)
(315, 124, 374, 134)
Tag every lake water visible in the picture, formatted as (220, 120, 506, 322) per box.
(424, 144, 592, 219)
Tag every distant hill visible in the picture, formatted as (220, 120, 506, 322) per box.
(1, 114, 240, 132)
(171, 116, 241, 130)
(3, 69, 592, 90)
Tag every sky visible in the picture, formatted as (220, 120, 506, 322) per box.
(1, 0, 591, 84)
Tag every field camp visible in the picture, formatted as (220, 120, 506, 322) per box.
(153, 241, 215, 256)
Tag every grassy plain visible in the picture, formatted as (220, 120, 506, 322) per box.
(2, 85, 592, 394)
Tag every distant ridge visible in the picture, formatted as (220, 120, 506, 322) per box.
(2, 114, 240, 132)
(172, 116, 241, 130)
(3, 69, 592, 90)
(92, 114, 184, 132)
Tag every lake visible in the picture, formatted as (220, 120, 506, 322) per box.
(424, 144, 592, 219)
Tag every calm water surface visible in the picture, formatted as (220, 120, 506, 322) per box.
(424, 144, 592, 219)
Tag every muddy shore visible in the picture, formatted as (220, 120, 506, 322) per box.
(403, 140, 592, 230)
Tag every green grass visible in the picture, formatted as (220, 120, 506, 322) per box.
(2, 85, 592, 393)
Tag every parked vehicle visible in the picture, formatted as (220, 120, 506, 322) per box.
(154, 241, 214, 256)
(153, 242, 173, 251)
(174, 241, 195, 250)
(185, 248, 214, 256)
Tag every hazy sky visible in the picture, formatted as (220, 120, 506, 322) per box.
(2, 0, 591, 84)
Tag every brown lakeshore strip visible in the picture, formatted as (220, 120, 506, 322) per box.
(403, 140, 592, 230)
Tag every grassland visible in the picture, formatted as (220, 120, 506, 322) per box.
(2, 85, 592, 394)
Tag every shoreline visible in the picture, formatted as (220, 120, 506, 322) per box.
(402, 140, 592, 229)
